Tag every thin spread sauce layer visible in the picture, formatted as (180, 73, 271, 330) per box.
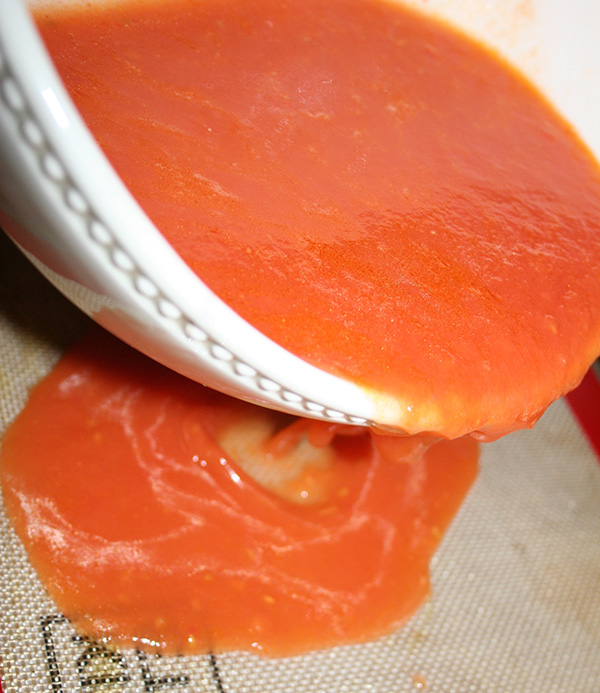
(0, 332, 478, 656)
(36, 0, 600, 439)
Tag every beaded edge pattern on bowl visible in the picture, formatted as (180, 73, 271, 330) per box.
(0, 39, 369, 426)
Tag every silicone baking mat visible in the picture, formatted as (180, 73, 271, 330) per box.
(1, 231, 599, 692)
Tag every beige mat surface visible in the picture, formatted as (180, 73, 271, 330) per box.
(1, 232, 599, 692)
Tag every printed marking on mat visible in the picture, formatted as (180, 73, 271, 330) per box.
(39, 614, 225, 692)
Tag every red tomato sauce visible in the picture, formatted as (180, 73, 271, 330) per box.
(36, 0, 600, 439)
(0, 331, 478, 656)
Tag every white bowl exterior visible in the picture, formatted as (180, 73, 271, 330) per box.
(0, 0, 599, 431)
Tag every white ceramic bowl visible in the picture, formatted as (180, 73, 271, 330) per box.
(1, 0, 599, 429)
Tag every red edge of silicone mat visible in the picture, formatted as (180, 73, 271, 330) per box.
(566, 363, 600, 460)
(0, 366, 598, 693)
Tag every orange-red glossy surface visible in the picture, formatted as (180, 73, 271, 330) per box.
(0, 332, 478, 655)
(36, 0, 600, 439)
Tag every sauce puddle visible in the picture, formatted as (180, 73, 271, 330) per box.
(1, 331, 477, 655)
